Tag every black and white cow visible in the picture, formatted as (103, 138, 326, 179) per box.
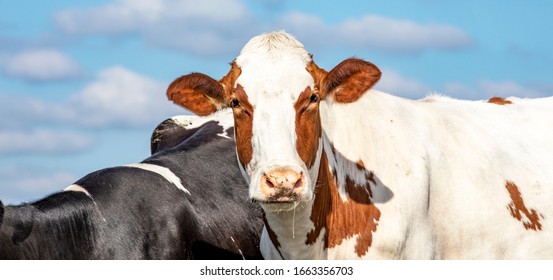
(0, 111, 263, 259)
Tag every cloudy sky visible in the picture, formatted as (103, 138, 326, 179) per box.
(0, 0, 551, 204)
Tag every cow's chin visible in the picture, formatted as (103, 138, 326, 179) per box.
(258, 201, 299, 213)
(256, 192, 313, 213)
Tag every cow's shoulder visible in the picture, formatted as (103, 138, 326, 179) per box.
(151, 109, 234, 154)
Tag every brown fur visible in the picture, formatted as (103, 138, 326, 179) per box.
(306, 152, 381, 257)
(232, 84, 254, 168)
(166, 62, 242, 116)
(307, 58, 381, 104)
(505, 181, 544, 231)
(488, 97, 513, 105)
(166, 73, 225, 116)
(220, 61, 242, 96)
(306, 61, 328, 96)
(294, 87, 322, 169)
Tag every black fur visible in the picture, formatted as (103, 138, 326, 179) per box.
(0, 118, 263, 259)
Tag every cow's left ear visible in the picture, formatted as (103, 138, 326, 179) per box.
(307, 58, 381, 103)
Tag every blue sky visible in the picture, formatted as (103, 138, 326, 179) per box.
(0, 0, 551, 204)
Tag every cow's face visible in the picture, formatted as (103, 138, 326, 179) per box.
(167, 32, 381, 212)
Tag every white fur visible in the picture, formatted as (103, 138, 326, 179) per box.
(230, 32, 553, 259)
(125, 163, 190, 194)
(64, 184, 92, 197)
(64, 184, 107, 222)
(171, 109, 234, 139)
(234, 31, 316, 204)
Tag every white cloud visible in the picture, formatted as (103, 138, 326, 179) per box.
(0, 66, 182, 129)
(0, 93, 76, 129)
(443, 80, 552, 100)
(0, 165, 77, 204)
(69, 66, 181, 127)
(53, 1, 474, 55)
(54, 0, 258, 56)
(55, 0, 163, 35)
(2, 49, 81, 82)
(279, 13, 473, 54)
(478, 80, 547, 98)
(376, 68, 432, 99)
(370, 69, 552, 101)
(0, 129, 95, 155)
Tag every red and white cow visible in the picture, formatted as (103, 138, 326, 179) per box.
(167, 31, 553, 259)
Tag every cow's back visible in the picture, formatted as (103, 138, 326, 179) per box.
(320, 90, 553, 259)
(423, 95, 553, 258)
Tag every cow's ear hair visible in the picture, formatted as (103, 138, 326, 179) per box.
(310, 58, 381, 103)
(167, 62, 241, 116)
(167, 73, 226, 116)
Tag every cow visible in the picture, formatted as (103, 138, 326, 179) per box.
(166, 31, 553, 259)
(0, 110, 264, 259)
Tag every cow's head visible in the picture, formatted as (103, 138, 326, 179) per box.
(167, 32, 381, 212)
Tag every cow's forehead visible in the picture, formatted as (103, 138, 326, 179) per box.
(235, 59, 314, 103)
(234, 32, 314, 103)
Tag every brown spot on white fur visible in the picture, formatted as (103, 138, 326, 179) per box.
(232, 84, 254, 168)
(488, 97, 513, 105)
(306, 152, 381, 257)
(294, 87, 322, 168)
(505, 181, 544, 231)
(367, 171, 376, 186)
(357, 160, 376, 186)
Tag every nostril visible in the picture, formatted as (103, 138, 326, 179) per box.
(265, 178, 275, 189)
(294, 178, 303, 189)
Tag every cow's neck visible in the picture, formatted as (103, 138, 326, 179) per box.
(262, 141, 381, 259)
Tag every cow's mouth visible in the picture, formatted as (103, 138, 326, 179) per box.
(257, 199, 300, 212)
(260, 193, 300, 203)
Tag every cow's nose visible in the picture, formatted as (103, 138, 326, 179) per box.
(260, 169, 304, 201)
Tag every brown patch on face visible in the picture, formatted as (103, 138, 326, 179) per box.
(231, 84, 254, 168)
(306, 61, 328, 97)
(263, 216, 281, 249)
(306, 152, 381, 257)
(488, 97, 513, 105)
(294, 87, 322, 168)
(356, 160, 365, 170)
(219, 61, 242, 93)
(505, 181, 544, 231)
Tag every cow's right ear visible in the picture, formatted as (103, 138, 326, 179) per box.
(167, 62, 242, 116)
(166, 73, 227, 116)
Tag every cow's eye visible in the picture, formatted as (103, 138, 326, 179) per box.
(230, 98, 240, 108)
(309, 93, 319, 103)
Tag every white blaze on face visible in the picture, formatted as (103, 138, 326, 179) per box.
(232, 32, 319, 207)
